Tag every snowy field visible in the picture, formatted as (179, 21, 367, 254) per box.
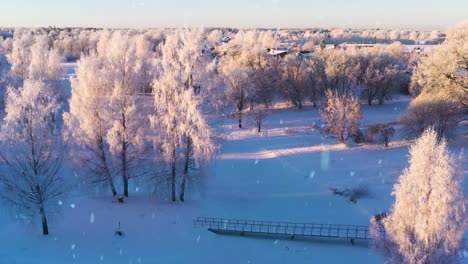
(0, 67, 467, 263)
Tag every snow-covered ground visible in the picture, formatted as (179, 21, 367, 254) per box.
(0, 92, 467, 263)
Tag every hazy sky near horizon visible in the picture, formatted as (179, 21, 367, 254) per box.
(0, 0, 466, 30)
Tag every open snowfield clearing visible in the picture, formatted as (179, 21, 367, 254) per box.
(0, 96, 467, 264)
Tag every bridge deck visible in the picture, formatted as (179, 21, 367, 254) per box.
(194, 217, 384, 242)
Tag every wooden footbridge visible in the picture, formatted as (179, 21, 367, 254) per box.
(193, 217, 385, 245)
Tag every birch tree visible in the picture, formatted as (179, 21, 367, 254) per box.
(151, 30, 216, 202)
(64, 31, 154, 198)
(0, 80, 66, 235)
(63, 55, 118, 197)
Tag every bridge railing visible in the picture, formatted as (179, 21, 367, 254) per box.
(194, 216, 384, 241)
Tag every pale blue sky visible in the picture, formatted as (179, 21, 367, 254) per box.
(0, 0, 466, 30)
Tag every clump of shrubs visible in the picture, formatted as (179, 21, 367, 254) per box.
(366, 124, 395, 147)
(400, 94, 462, 141)
(329, 184, 369, 203)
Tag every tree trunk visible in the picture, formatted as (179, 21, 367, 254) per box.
(123, 175, 129, 197)
(238, 111, 242, 128)
(40, 207, 49, 235)
(258, 122, 261, 133)
(180, 138, 191, 202)
(109, 174, 118, 197)
(368, 97, 373, 105)
(171, 149, 176, 202)
(96, 115, 117, 197)
(99, 144, 117, 197)
(338, 133, 345, 143)
(378, 97, 384, 105)
(121, 113, 129, 197)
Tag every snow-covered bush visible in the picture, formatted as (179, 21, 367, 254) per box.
(400, 94, 462, 140)
(366, 124, 396, 147)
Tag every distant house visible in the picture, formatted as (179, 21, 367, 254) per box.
(297, 50, 312, 58)
(267, 48, 289, 58)
(221, 36, 231, 43)
(323, 44, 342, 51)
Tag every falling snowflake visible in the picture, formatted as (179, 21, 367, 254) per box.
(274, 239, 279, 245)
(378, 159, 383, 165)
(90, 213, 95, 224)
(71, 244, 76, 250)
(350, 171, 355, 177)
(70, 204, 75, 209)
(280, 119, 283, 125)
(100, 255, 104, 261)
(196, 235, 201, 243)
(58, 200, 63, 206)
(254, 159, 259, 165)
(320, 150, 330, 171)
(309, 170, 315, 179)
(135, 187, 139, 192)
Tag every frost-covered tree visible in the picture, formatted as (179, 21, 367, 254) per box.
(357, 50, 403, 105)
(220, 56, 251, 128)
(28, 35, 63, 82)
(177, 89, 216, 202)
(104, 32, 149, 198)
(63, 55, 118, 197)
(304, 57, 322, 107)
(220, 30, 279, 118)
(7, 33, 63, 87)
(64, 31, 154, 198)
(321, 90, 361, 143)
(0, 80, 66, 235)
(152, 30, 216, 202)
(7, 32, 34, 83)
(249, 104, 269, 133)
(410, 21, 468, 106)
(0, 45, 8, 109)
(279, 54, 308, 109)
(151, 68, 180, 202)
(325, 50, 358, 95)
(372, 128, 466, 264)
